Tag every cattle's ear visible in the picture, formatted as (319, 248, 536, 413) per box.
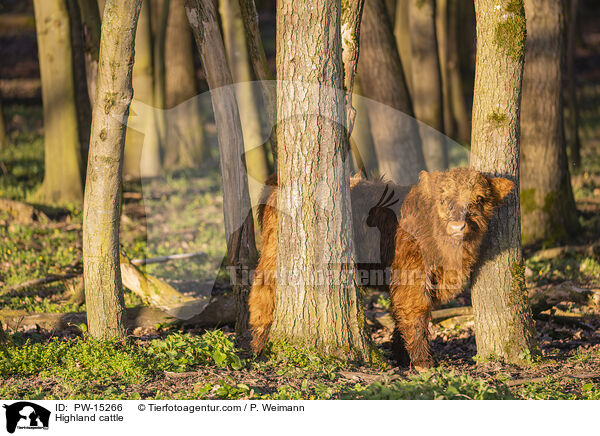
(489, 177, 514, 203)
(418, 170, 433, 193)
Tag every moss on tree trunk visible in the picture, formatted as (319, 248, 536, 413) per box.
(469, 0, 537, 364)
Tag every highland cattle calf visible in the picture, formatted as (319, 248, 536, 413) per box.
(248, 168, 514, 369)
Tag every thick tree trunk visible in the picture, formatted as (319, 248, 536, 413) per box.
(163, 0, 205, 168)
(185, 0, 258, 346)
(469, 0, 537, 363)
(83, 0, 142, 339)
(271, 0, 372, 361)
(123, 0, 161, 179)
(359, 0, 425, 184)
(76, 0, 101, 106)
(394, 0, 412, 95)
(33, 0, 84, 205)
(409, 0, 446, 170)
(520, 0, 579, 247)
(220, 0, 269, 210)
(565, 0, 581, 168)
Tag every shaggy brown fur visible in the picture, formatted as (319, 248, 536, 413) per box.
(248, 168, 513, 368)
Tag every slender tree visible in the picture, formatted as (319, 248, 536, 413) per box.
(409, 0, 446, 170)
(359, 0, 425, 184)
(123, 0, 161, 179)
(0, 93, 6, 151)
(446, 0, 471, 143)
(185, 0, 258, 345)
(33, 0, 84, 205)
(163, 0, 205, 168)
(83, 0, 143, 339)
(520, 0, 579, 246)
(565, 0, 581, 168)
(220, 0, 269, 208)
(76, 0, 101, 106)
(469, 0, 537, 363)
(153, 0, 169, 156)
(237, 0, 277, 158)
(270, 0, 372, 360)
(394, 0, 412, 94)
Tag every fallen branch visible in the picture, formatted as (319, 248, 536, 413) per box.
(120, 253, 196, 311)
(0, 198, 49, 224)
(130, 251, 206, 266)
(529, 281, 593, 315)
(0, 294, 235, 332)
(530, 243, 599, 261)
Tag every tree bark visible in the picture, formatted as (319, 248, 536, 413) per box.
(565, 0, 581, 168)
(83, 0, 142, 339)
(33, 0, 84, 205)
(163, 0, 205, 168)
(469, 0, 537, 363)
(123, 0, 161, 179)
(359, 0, 425, 184)
(271, 0, 372, 361)
(350, 76, 378, 175)
(520, 0, 579, 247)
(220, 0, 269, 210)
(394, 0, 412, 95)
(409, 0, 446, 170)
(185, 0, 258, 346)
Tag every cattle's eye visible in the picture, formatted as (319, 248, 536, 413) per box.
(476, 195, 484, 204)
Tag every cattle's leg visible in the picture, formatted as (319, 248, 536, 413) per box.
(248, 208, 277, 355)
(389, 239, 434, 370)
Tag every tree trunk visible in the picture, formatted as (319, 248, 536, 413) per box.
(359, 0, 425, 184)
(123, 0, 161, 179)
(76, 0, 101, 106)
(409, 0, 446, 170)
(153, 0, 169, 159)
(565, 0, 581, 168)
(341, 0, 365, 134)
(220, 0, 270, 210)
(185, 0, 258, 346)
(163, 0, 205, 168)
(271, 0, 372, 361)
(33, 0, 84, 205)
(66, 0, 92, 180)
(0, 93, 6, 150)
(237, 0, 277, 161)
(446, 0, 471, 144)
(520, 0, 579, 247)
(394, 0, 412, 94)
(350, 76, 378, 176)
(469, 0, 537, 363)
(83, 0, 142, 339)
